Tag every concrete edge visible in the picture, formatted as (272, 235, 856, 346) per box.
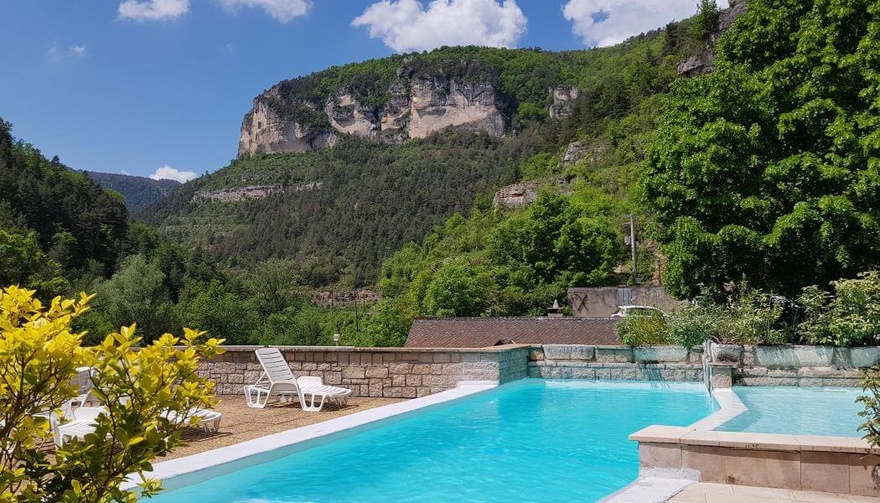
(686, 388, 747, 431)
(121, 383, 496, 490)
(600, 474, 699, 503)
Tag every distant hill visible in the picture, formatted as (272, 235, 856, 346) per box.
(84, 171, 179, 212)
(0, 121, 130, 275)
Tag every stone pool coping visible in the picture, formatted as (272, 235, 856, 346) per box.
(617, 387, 880, 499)
(121, 382, 497, 490)
(602, 388, 745, 502)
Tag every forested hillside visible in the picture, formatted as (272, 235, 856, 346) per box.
(146, 10, 713, 288)
(0, 120, 129, 297)
(85, 171, 180, 212)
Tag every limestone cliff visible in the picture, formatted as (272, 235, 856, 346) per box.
(238, 86, 337, 156)
(238, 68, 505, 156)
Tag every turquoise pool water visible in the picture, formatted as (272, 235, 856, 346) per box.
(150, 380, 717, 502)
(715, 386, 864, 437)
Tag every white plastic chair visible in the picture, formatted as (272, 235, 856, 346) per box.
(244, 347, 352, 411)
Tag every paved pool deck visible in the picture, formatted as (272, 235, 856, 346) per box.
(670, 482, 880, 502)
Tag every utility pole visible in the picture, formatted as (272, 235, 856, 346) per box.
(629, 214, 638, 285)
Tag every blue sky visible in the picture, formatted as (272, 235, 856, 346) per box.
(0, 0, 722, 181)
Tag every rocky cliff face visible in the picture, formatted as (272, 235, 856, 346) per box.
(238, 72, 505, 157)
(239, 87, 338, 156)
(677, 0, 747, 77)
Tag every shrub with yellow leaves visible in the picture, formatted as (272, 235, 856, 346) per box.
(0, 285, 224, 502)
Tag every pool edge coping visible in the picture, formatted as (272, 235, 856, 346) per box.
(602, 387, 744, 503)
(612, 386, 880, 502)
(122, 381, 497, 490)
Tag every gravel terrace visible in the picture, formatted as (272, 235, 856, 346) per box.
(162, 395, 405, 460)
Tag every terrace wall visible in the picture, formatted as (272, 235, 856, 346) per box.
(528, 345, 704, 381)
(201, 344, 878, 400)
(710, 344, 873, 387)
(200, 345, 530, 398)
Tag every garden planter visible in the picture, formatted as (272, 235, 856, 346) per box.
(634, 346, 689, 363)
(711, 343, 743, 364)
(849, 347, 880, 368)
(755, 345, 834, 368)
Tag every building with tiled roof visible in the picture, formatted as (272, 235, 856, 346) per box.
(405, 317, 620, 348)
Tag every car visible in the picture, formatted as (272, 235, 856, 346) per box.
(610, 305, 667, 318)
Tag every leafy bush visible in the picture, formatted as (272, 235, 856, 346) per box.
(710, 289, 786, 345)
(858, 367, 880, 445)
(798, 271, 880, 347)
(615, 312, 672, 347)
(668, 306, 714, 348)
(0, 286, 222, 501)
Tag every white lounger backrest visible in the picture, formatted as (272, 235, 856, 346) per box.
(255, 348, 297, 384)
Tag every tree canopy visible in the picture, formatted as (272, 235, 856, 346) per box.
(642, 0, 880, 298)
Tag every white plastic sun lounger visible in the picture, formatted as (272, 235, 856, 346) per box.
(160, 408, 222, 433)
(244, 347, 352, 412)
(51, 401, 105, 447)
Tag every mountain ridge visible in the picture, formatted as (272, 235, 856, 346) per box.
(84, 171, 180, 212)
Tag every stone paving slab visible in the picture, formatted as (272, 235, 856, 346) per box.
(669, 482, 880, 502)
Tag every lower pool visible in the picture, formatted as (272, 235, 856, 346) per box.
(715, 386, 865, 437)
(149, 380, 717, 502)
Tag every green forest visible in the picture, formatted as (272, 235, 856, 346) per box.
(2, 0, 878, 349)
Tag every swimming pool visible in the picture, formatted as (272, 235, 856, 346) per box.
(150, 380, 717, 502)
(714, 386, 865, 437)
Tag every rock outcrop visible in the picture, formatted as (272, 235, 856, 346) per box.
(549, 86, 581, 119)
(239, 72, 505, 157)
(493, 181, 541, 209)
(238, 87, 338, 156)
(676, 0, 747, 78)
(193, 182, 321, 203)
(493, 179, 571, 209)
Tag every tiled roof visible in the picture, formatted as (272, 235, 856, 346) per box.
(405, 317, 620, 348)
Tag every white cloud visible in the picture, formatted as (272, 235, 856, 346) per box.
(149, 165, 197, 183)
(118, 0, 190, 21)
(218, 0, 311, 22)
(352, 0, 527, 53)
(47, 42, 88, 62)
(562, 0, 729, 47)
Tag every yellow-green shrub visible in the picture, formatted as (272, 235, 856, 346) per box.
(0, 285, 223, 502)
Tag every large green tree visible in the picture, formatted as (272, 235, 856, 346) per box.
(643, 0, 880, 298)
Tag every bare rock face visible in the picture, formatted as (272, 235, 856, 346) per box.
(718, 0, 747, 32)
(493, 179, 571, 209)
(325, 93, 380, 138)
(238, 73, 505, 156)
(493, 181, 541, 209)
(549, 86, 581, 119)
(193, 182, 322, 203)
(238, 88, 338, 156)
(677, 52, 716, 77)
(676, 0, 747, 78)
(408, 78, 504, 138)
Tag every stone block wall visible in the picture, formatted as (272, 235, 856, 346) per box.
(709, 344, 874, 387)
(527, 345, 704, 381)
(200, 345, 531, 398)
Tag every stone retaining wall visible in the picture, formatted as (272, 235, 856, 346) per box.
(710, 344, 873, 387)
(200, 345, 530, 398)
(200, 343, 878, 400)
(527, 345, 704, 381)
